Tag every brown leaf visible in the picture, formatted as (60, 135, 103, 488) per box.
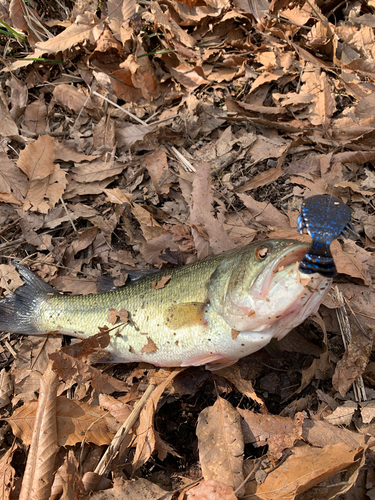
(331, 240, 371, 284)
(23, 164, 67, 214)
(215, 365, 264, 407)
(50, 275, 97, 295)
(302, 418, 365, 448)
(8, 396, 114, 446)
(0, 442, 16, 500)
(152, 275, 171, 289)
(90, 477, 173, 500)
(141, 337, 158, 353)
(297, 346, 334, 394)
(315, 72, 336, 127)
(104, 188, 133, 205)
(99, 394, 132, 424)
(0, 88, 18, 137)
(107, 0, 137, 41)
(133, 369, 184, 470)
(236, 165, 284, 193)
(70, 158, 125, 184)
(23, 97, 47, 135)
(18, 135, 55, 181)
(190, 162, 234, 256)
(237, 192, 290, 229)
(59, 331, 111, 359)
(252, 443, 363, 500)
(13, 335, 62, 373)
(186, 480, 237, 500)
(0, 368, 13, 408)
(143, 149, 171, 194)
(35, 12, 103, 53)
(332, 326, 372, 397)
(239, 408, 295, 446)
(49, 351, 128, 394)
(0, 264, 24, 295)
(196, 397, 244, 495)
(115, 123, 151, 148)
(52, 450, 87, 500)
(18, 362, 59, 500)
(131, 203, 167, 241)
(0, 153, 28, 204)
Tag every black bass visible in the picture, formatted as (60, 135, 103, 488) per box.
(0, 240, 331, 369)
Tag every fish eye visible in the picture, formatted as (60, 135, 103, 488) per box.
(255, 245, 271, 260)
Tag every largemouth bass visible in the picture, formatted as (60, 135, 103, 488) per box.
(0, 240, 332, 369)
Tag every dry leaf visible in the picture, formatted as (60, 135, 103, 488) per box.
(152, 275, 171, 289)
(143, 149, 171, 194)
(0, 153, 28, 204)
(99, 394, 132, 424)
(0, 442, 16, 500)
(324, 401, 357, 426)
(196, 397, 244, 494)
(251, 443, 363, 500)
(332, 327, 372, 397)
(133, 369, 184, 470)
(215, 365, 264, 407)
(0, 264, 24, 295)
(237, 192, 290, 229)
(50, 450, 87, 500)
(18, 135, 55, 181)
(141, 337, 158, 353)
(0, 369, 13, 408)
(90, 477, 173, 500)
(186, 480, 237, 500)
(8, 396, 114, 446)
(297, 346, 333, 393)
(0, 88, 18, 137)
(190, 162, 234, 256)
(49, 351, 128, 394)
(19, 362, 59, 500)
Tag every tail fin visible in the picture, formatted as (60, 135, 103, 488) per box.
(0, 262, 59, 335)
(298, 242, 336, 277)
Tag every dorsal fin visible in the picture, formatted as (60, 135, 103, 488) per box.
(96, 268, 163, 293)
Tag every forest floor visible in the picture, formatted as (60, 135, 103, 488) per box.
(0, 0, 375, 499)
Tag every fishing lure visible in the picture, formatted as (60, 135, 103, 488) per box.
(297, 195, 358, 277)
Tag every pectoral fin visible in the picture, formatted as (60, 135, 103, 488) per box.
(164, 302, 209, 330)
(264, 338, 283, 358)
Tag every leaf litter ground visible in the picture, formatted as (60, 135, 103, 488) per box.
(0, 0, 375, 498)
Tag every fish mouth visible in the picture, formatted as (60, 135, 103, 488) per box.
(253, 242, 310, 299)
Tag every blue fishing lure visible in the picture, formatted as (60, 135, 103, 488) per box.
(297, 195, 358, 277)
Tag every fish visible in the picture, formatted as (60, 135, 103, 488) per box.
(297, 195, 358, 277)
(0, 239, 332, 369)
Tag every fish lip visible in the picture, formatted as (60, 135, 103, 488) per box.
(253, 242, 310, 299)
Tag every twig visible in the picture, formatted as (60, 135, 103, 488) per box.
(59, 197, 77, 232)
(94, 384, 156, 475)
(169, 146, 196, 172)
(92, 91, 150, 127)
(148, 114, 179, 126)
(4, 340, 17, 358)
(234, 460, 262, 495)
(0, 237, 25, 251)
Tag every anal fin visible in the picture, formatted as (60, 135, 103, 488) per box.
(181, 353, 238, 370)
